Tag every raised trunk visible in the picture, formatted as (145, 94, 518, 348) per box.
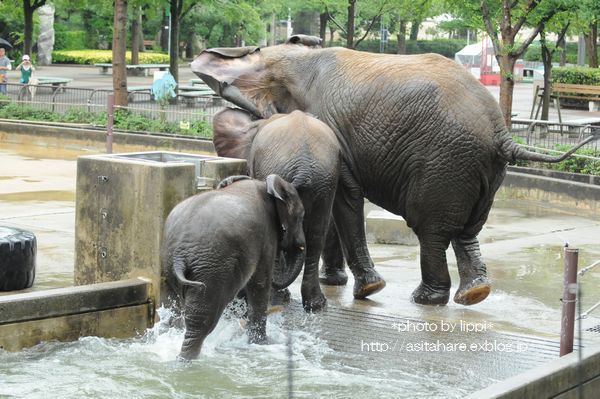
(112, 0, 128, 107)
(131, 6, 141, 65)
(347, 0, 356, 49)
(397, 19, 407, 54)
(319, 13, 328, 45)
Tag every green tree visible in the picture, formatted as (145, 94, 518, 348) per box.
(113, 0, 128, 107)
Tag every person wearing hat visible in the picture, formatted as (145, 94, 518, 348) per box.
(0, 47, 11, 95)
(16, 55, 35, 84)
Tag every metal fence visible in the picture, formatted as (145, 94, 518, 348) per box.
(511, 119, 600, 158)
(1, 83, 233, 136)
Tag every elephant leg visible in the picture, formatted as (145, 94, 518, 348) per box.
(179, 284, 227, 360)
(333, 167, 385, 299)
(412, 233, 452, 305)
(245, 269, 271, 344)
(319, 221, 348, 286)
(301, 207, 331, 312)
(451, 235, 491, 305)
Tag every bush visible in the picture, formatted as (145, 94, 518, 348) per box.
(552, 67, 600, 85)
(332, 38, 467, 58)
(524, 42, 580, 64)
(0, 103, 212, 138)
(52, 50, 170, 65)
(54, 28, 87, 50)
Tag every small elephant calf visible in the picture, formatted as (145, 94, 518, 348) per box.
(161, 175, 306, 360)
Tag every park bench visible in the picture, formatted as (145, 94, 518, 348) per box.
(531, 83, 600, 124)
(95, 63, 170, 77)
(35, 77, 73, 93)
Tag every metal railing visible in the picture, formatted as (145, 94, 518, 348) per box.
(0, 83, 233, 136)
(511, 119, 600, 158)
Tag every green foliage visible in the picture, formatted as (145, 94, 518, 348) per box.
(515, 140, 600, 175)
(552, 67, 600, 85)
(53, 50, 170, 65)
(54, 26, 87, 50)
(0, 102, 212, 138)
(344, 38, 467, 58)
(549, 145, 600, 175)
(524, 42, 594, 64)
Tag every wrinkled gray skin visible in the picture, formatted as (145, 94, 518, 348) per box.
(192, 35, 595, 306)
(212, 108, 343, 312)
(162, 175, 305, 359)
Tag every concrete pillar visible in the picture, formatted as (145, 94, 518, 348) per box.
(74, 151, 246, 307)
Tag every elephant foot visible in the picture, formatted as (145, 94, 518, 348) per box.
(319, 267, 348, 286)
(411, 282, 450, 306)
(270, 288, 291, 306)
(454, 277, 491, 306)
(353, 268, 386, 299)
(302, 289, 327, 312)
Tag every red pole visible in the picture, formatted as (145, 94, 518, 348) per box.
(107, 94, 114, 154)
(560, 247, 579, 356)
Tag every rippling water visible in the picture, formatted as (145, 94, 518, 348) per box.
(0, 302, 501, 399)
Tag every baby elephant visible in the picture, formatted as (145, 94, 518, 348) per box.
(161, 175, 306, 360)
(213, 109, 341, 312)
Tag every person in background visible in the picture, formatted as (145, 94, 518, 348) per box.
(0, 47, 12, 95)
(16, 54, 35, 84)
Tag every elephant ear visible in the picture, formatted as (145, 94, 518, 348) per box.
(266, 174, 306, 290)
(286, 34, 322, 48)
(213, 107, 260, 160)
(191, 48, 277, 119)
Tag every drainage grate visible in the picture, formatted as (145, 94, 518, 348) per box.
(586, 324, 600, 334)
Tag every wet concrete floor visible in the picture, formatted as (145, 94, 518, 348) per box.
(2, 142, 600, 377)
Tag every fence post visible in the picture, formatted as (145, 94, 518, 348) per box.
(106, 94, 114, 154)
(560, 247, 579, 356)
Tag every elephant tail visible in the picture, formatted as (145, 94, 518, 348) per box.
(173, 256, 206, 292)
(498, 131, 597, 163)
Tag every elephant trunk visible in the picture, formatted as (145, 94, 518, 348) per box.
(500, 133, 597, 163)
(271, 248, 306, 290)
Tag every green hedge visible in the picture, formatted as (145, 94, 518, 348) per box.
(552, 67, 600, 85)
(53, 50, 170, 65)
(0, 101, 212, 138)
(332, 39, 467, 58)
(54, 27, 87, 50)
(524, 42, 580, 64)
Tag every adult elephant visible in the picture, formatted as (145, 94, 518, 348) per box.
(192, 36, 595, 306)
(212, 108, 344, 311)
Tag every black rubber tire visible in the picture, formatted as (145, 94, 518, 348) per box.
(0, 226, 37, 291)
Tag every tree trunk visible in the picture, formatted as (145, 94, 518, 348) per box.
(22, 0, 45, 56)
(112, 0, 128, 107)
(160, 13, 169, 52)
(329, 26, 336, 47)
(584, 22, 598, 68)
(131, 6, 141, 65)
(558, 35, 566, 66)
(169, 0, 180, 83)
(347, 0, 356, 49)
(397, 19, 407, 54)
(319, 13, 328, 45)
(498, 56, 516, 127)
(540, 37, 553, 121)
(409, 19, 420, 41)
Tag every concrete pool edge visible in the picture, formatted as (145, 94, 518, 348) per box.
(466, 344, 600, 398)
(0, 278, 154, 351)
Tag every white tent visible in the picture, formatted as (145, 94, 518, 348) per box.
(454, 41, 499, 78)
